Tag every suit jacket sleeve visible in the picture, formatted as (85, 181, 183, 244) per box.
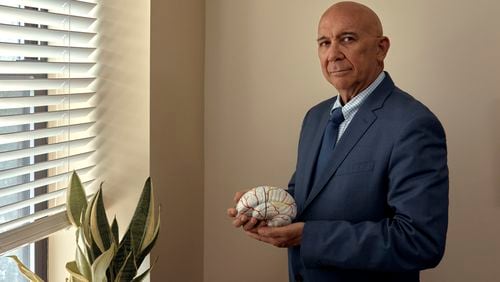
(300, 113, 449, 272)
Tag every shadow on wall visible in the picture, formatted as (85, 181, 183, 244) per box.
(93, 0, 150, 209)
(490, 98, 500, 205)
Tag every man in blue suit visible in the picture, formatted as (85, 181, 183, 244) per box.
(228, 2, 448, 281)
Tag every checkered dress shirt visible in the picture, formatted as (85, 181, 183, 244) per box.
(330, 72, 386, 142)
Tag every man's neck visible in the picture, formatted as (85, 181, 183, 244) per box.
(337, 69, 384, 104)
(338, 71, 385, 105)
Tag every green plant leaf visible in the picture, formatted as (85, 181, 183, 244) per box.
(112, 252, 128, 282)
(137, 207, 160, 267)
(131, 268, 151, 282)
(83, 190, 97, 242)
(91, 242, 116, 282)
(113, 230, 132, 277)
(113, 177, 153, 274)
(140, 179, 157, 253)
(8, 255, 44, 282)
(114, 251, 137, 282)
(66, 171, 88, 227)
(64, 175, 160, 282)
(111, 216, 119, 245)
(75, 231, 92, 281)
(90, 186, 113, 253)
(128, 178, 153, 255)
(132, 267, 151, 282)
(75, 227, 94, 266)
(66, 261, 90, 282)
(82, 190, 101, 263)
(132, 256, 158, 282)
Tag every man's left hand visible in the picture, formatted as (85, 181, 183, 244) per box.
(246, 222, 305, 248)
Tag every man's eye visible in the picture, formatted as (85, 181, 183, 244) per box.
(319, 41, 330, 47)
(341, 36, 355, 43)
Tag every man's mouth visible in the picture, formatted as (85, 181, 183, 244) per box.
(328, 68, 351, 75)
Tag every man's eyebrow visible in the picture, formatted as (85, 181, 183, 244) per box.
(316, 36, 329, 42)
(317, 31, 359, 42)
(337, 31, 358, 38)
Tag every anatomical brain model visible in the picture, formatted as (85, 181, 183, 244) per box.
(236, 186, 297, 227)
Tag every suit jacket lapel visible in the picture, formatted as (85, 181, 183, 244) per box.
(302, 73, 395, 210)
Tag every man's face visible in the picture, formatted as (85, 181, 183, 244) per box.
(317, 9, 389, 98)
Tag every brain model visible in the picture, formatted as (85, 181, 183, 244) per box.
(236, 186, 297, 227)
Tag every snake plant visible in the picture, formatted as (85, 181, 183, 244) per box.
(10, 172, 161, 282)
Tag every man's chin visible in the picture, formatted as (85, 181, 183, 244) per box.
(329, 78, 353, 91)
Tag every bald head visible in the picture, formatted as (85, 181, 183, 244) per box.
(320, 1, 383, 37)
(316, 1, 390, 100)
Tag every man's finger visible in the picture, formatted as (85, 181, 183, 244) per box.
(263, 236, 284, 247)
(258, 226, 285, 237)
(232, 218, 241, 227)
(246, 231, 280, 245)
(232, 214, 248, 227)
(227, 208, 237, 217)
(243, 217, 258, 231)
(245, 220, 265, 234)
(257, 221, 267, 227)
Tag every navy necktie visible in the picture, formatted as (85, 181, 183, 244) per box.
(312, 107, 345, 188)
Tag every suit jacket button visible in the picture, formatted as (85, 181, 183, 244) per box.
(294, 273, 303, 282)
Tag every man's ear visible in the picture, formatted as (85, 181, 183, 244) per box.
(377, 36, 390, 60)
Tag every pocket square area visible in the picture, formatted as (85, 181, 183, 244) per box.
(336, 161, 375, 176)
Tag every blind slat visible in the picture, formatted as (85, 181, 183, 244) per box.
(0, 122, 94, 145)
(0, 42, 95, 61)
(0, 209, 69, 253)
(0, 183, 94, 234)
(0, 78, 95, 91)
(0, 92, 94, 109)
(0, 107, 94, 126)
(0, 61, 94, 75)
(0, 136, 94, 163)
(0, 151, 94, 181)
(0, 204, 66, 234)
(0, 4, 96, 31)
(0, 165, 93, 198)
(0, 189, 66, 215)
(0, 23, 96, 47)
(0, 0, 97, 15)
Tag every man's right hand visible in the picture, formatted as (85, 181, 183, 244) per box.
(227, 191, 261, 232)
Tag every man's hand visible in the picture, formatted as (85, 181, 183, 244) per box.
(246, 222, 305, 248)
(226, 191, 261, 231)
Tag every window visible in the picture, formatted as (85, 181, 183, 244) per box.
(0, 0, 98, 278)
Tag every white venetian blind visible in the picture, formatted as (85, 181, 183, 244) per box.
(0, 0, 98, 253)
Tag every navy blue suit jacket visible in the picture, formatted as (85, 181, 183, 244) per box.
(287, 73, 448, 282)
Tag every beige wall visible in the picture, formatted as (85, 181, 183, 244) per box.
(150, 0, 205, 281)
(48, 0, 151, 281)
(205, 1, 500, 282)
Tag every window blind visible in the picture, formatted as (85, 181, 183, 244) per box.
(0, 0, 97, 254)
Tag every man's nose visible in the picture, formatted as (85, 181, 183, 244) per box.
(327, 42, 344, 61)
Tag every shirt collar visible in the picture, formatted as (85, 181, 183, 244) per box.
(331, 71, 386, 116)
